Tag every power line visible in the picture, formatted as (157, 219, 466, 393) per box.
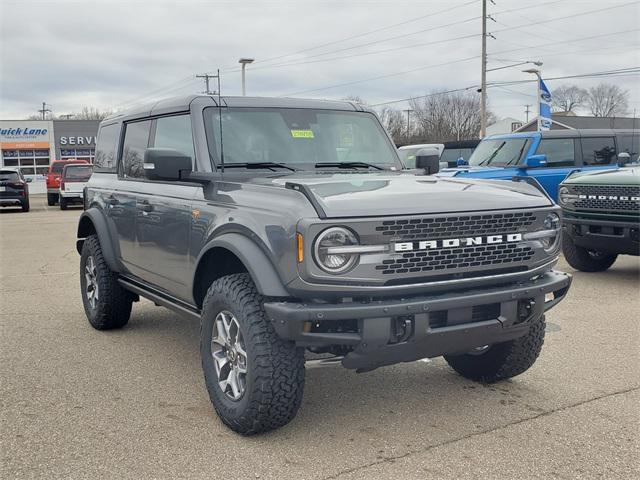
(218, 0, 479, 70)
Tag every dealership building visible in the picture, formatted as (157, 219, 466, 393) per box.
(0, 119, 99, 193)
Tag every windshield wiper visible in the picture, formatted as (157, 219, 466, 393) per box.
(315, 161, 383, 170)
(223, 162, 298, 172)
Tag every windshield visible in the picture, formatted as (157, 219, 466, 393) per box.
(468, 138, 532, 167)
(205, 108, 400, 170)
(441, 147, 475, 165)
(64, 165, 93, 180)
(397, 148, 424, 168)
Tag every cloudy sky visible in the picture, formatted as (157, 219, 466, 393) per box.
(1, 0, 639, 122)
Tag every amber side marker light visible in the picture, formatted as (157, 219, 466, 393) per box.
(297, 233, 304, 263)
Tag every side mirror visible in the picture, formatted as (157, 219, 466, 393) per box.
(617, 152, 631, 166)
(143, 148, 192, 181)
(415, 148, 440, 175)
(25, 177, 33, 183)
(524, 154, 547, 168)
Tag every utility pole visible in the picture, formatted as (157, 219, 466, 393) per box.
(479, 0, 487, 138)
(524, 104, 531, 122)
(196, 74, 216, 95)
(238, 58, 254, 96)
(403, 109, 412, 139)
(38, 102, 51, 120)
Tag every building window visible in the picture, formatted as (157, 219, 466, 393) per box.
(2, 148, 50, 176)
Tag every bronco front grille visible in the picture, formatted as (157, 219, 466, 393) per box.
(375, 212, 535, 239)
(376, 243, 534, 275)
(572, 185, 640, 212)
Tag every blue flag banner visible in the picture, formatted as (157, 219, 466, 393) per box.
(539, 78, 552, 130)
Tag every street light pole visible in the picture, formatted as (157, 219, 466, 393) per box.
(523, 68, 542, 132)
(238, 58, 254, 96)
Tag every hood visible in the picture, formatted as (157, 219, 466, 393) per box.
(563, 166, 639, 186)
(253, 172, 552, 218)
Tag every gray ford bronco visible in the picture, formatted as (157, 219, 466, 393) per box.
(76, 95, 571, 434)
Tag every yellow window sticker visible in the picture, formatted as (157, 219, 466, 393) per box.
(291, 129, 315, 139)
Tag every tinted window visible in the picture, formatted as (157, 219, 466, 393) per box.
(94, 124, 121, 172)
(64, 165, 93, 180)
(617, 135, 640, 162)
(398, 148, 423, 168)
(581, 137, 616, 165)
(121, 120, 152, 179)
(535, 138, 576, 167)
(153, 115, 195, 162)
(0, 171, 19, 181)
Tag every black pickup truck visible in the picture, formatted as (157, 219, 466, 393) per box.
(76, 95, 571, 434)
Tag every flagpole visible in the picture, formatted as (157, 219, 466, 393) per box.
(536, 73, 542, 132)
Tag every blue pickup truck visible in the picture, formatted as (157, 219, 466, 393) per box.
(438, 129, 639, 201)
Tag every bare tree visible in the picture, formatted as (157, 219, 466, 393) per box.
(377, 106, 405, 144)
(25, 105, 112, 121)
(586, 83, 629, 117)
(409, 91, 486, 141)
(551, 84, 588, 113)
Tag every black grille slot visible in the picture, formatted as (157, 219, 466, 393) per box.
(572, 185, 640, 212)
(376, 243, 534, 275)
(375, 212, 535, 239)
(428, 303, 500, 329)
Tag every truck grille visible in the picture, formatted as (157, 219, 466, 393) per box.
(572, 185, 640, 212)
(375, 212, 535, 239)
(369, 211, 542, 281)
(376, 243, 534, 275)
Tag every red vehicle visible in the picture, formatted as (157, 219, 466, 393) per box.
(47, 159, 89, 205)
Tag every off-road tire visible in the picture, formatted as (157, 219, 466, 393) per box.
(47, 193, 57, 206)
(80, 235, 133, 330)
(444, 315, 546, 383)
(200, 273, 305, 435)
(562, 235, 616, 272)
(59, 197, 68, 210)
(21, 200, 29, 212)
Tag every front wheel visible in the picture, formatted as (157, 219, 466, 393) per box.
(200, 273, 305, 435)
(444, 315, 546, 383)
(80, 235, 133, 330)
(562, 235, 616, 272)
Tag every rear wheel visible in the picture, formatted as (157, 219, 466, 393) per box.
(47, 193, 57, 206)
(59, 197, 68, 210)
(80, 235, 133, 330)
(444, 315, 546, 383)
(562, 235, 616, 272)
(200, 273, 305, 435)
(21, 199, 29, 212)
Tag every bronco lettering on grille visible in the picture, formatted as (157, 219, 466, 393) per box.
(394, 233, 523, 252)
(578, 194, 640, 201)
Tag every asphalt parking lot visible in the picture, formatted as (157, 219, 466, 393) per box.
(1, 195, 639, 479)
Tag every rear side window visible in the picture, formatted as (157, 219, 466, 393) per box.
(120, 120, 152, 179)
(94, 124, 121, 173)
(153, 115, 195, 162)
(617, 135, 640, 162)
(535, 138, 576, 167)
(581, 137, 617, 165)
(64, 165, 93, 180)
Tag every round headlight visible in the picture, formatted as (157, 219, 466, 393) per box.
(314, 227, 359, 274)
(541, 212, 561, 251)
(558, 186, 576, 206)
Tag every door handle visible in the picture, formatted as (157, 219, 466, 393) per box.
(105, 195, 119, 206)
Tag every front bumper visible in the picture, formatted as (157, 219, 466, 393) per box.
(264, 270, 571, 371)
(563, 214, 640, 256)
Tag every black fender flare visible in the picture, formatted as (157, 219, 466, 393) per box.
(198, 233, 290, 297)
(76, 208, 121, 273)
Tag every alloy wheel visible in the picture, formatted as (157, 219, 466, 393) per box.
(84, 255, 99, 310)
(211, 310, 248, 401)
